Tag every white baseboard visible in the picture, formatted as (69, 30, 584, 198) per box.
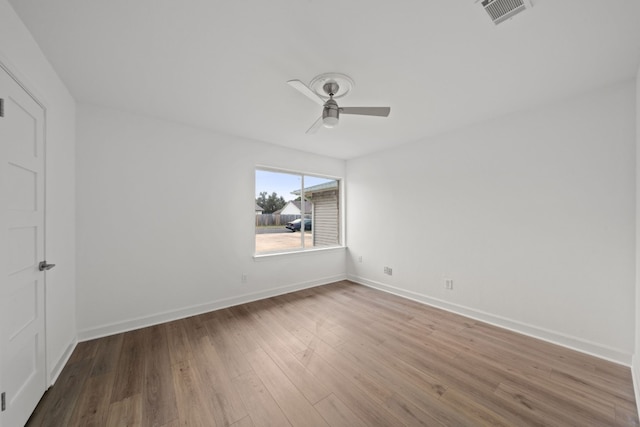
(632, 355, 640, 420)
(48, 337, 77, 386)
(348, 274, 632, 366)
(77, 274, 347, 342)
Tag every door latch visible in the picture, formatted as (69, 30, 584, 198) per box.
(1, 391, 6, 411)
(39, 261, 56, 271)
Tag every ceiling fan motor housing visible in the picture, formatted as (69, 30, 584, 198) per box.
(323, 98, 339, 128)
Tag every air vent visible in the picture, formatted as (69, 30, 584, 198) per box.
(482, 0, 528, 25)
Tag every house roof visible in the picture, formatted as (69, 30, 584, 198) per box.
(10, 1, 640, 160)
(291, 181, 338, 196)
(255, 204, 264, 212)
(273, 200, 313, 215)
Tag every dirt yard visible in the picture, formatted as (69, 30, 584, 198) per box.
(255, 231, 312, 253)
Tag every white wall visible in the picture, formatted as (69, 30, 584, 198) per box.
(634, 66, 640, 404)
(0, 0, 77, 384)
(347, 80, 636, 364)
(76, 104, 346, 338)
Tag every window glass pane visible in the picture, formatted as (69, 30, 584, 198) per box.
(300, 176, 340, 247)
(255, 169, 340, 254)
(255, 170, 304, 253)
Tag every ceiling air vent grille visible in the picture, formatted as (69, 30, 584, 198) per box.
(482, 0, 527, 25)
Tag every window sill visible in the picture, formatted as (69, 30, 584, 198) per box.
(253, 245, 345, 261)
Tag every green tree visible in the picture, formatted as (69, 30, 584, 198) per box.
(256, 191, 286, 214)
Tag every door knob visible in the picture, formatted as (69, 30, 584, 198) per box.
(38, 261, 56, 271)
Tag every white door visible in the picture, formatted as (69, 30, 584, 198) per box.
(0, 66, 47, 427)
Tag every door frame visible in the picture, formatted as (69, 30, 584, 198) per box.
(0, 52, 50, 398)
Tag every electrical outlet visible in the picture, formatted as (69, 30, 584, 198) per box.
(241, 273, 248, 284)
(384, 266, 393, 275)
(444, 278, 453, 290)
(358, 256, 363, 263)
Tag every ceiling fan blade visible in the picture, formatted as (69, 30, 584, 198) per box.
(305, 116, 323, 134)
(287, 80, 325, 106)
(340, 107, 390, 117)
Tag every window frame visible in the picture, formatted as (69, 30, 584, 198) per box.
(254, 166, 345, 257)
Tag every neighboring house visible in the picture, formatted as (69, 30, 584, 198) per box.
(255, 204, 264, 215)
(292, 181, 339, 247)
(274, 200, 313, 216)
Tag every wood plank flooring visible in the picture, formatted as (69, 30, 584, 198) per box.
(26, 281, 639, 426)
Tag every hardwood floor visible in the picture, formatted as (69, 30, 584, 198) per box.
(27, 281, 638, 426)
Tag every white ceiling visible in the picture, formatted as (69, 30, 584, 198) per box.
(9, 0, 640, 159)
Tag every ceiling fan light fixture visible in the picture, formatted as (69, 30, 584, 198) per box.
(323, 116, 339, 128)
(322, 100, 340, 128)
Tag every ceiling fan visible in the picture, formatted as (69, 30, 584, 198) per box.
(287, 73, 391, 134)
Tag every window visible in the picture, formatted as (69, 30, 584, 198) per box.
(255, 168, 341, 254)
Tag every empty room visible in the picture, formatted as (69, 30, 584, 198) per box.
(2, 0, 640, 426)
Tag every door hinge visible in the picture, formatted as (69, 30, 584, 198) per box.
(1, 391, 6, 411)
(0, 98, 4, 118)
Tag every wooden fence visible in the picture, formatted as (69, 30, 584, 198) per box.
(255, 214, 309, 227)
